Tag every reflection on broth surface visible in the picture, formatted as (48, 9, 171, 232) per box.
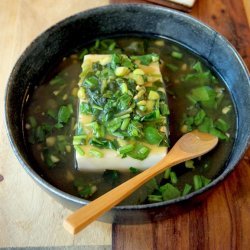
(24, 37, 236, 205)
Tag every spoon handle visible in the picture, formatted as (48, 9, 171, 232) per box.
(63, 130, 218, 234)
(63, 154, 176, 234)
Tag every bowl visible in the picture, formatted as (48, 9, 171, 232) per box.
(5, 4, 250, 224)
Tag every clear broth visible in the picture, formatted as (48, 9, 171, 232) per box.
(24, 37, 236, 205)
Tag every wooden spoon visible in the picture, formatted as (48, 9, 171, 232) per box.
(64, 130, 218, 234)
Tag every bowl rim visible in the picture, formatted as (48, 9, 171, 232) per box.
(5, 3, 250, 211)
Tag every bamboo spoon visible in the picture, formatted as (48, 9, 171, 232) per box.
(64, 130, 218, 234)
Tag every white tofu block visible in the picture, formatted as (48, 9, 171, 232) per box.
(76, 145, 167, 172)
(75, 54, 168, 172)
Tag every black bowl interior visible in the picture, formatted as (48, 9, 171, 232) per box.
(5, 4, 250, 222)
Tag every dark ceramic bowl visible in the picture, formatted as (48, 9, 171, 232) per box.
(5, 4, 250, 224)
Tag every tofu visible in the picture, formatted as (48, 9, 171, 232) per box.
(75, 54, 169, 172)
(76, 145, 167, 172)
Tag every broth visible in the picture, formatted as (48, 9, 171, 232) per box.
(24, 37, 236, 205)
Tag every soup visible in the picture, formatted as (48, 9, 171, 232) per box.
(24, 37, 236, 205)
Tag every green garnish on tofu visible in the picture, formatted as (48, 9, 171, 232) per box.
(74, 53, 169, 161)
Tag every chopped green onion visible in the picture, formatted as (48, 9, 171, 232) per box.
(74, 178, 97, 199)
(47, 109, 57, 120)
(171, 51, 183, 59)
(54, 123, 64, 129)
(49, 75, 64, 85)
(79, 48, 88, 60)
(192, 61, 203, 73)
(117, 93, 133, 111)
(78, 185, 97, 199)
(198, 117, 213, 133)
(111, 54, 121, 69)
(92, 104, 103, 111)
(129, 167, 140, 174)
(118, 144, 134, 155)
(120, 83, 128, 93)
(182, 184, 192, 196)
(94, 39, 100, 49)
(131, 54, 159, 66)
(127, 120, 143, 138)
(200, 175, 211, 186)
(120, 118, 131, 131)
(170, 171, 178, 184)
(127, 143, 150, 160)
(148, 195, 163, 202)
(185, 160, 195, 169)
(164, 169, 171, 179)
(144, 126, 164, 145)
(73, 135, 86, 145)
(58, 105, 72, 124)
(166, 63, 178, 72)
(194, 109, 206, 126)
(160, 103, 170, 115)
(89, 138, 118, 150)
(80, 103, 92, 114)
(146, 178, 159, 190)
(84, 76, 99, 89)
(103, 170, 120, 184)
(190, 86, 216, 102)
(141, 110, 161, 122)
(209, 128, 228, 140)
(193, 175, 203, 190)
(186, 94, 197, 105)
(86, 122, 105, 138)
(74, 145, 85, 156)
(28, 116, 37, 128)
(160, 183, 181, 200)
(114, 108, 133, 117)
(214, 118, 230, 132)
(89, 148, 104, 158)
(35, 126, 46, 142)
(107, 118, 122, 133)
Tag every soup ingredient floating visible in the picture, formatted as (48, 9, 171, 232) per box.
(74, 53, 169, 171)
(64, 130, 218, 234)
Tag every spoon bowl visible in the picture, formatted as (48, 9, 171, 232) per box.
(63, 130, 218, 234)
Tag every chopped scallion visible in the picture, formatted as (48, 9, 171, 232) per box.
(118, 144, 134, 155)
(164, 169, 171, 179)
(170, 171, 178, 184)
(127, 143, 150, 160)
(185, 160, 195, 169)
(144, 126, 164, 145)
(129, 167, 140, 174)
(89, 148, 104, 158)
(160, 183, 181, 200)
(74, 145, 85, 156)
(171, 51, 183, 59)
(182, 184, 192, 196)
(193, 175, 203, 190)
(148, 195, 163, 202)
